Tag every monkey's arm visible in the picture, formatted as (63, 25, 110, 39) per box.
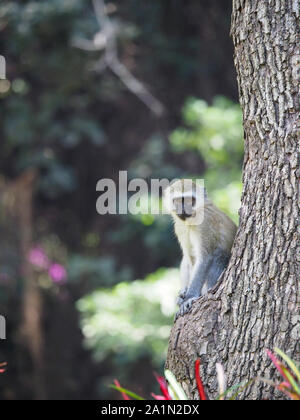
(205, 248, 230, 290)
(177, 256, 190, 306)
(176, 248, 229, 318)
(176, 256, 212, 318)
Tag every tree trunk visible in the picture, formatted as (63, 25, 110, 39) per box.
(14, 171, 45, 399)
(166, 0, 299, 400)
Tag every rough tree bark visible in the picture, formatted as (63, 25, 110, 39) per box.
(166, 0, 299, 400)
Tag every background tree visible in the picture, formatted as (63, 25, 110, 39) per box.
(166, 0, 299, 400)
(0, 0, 239, 399)
(5, 0, 297, 400)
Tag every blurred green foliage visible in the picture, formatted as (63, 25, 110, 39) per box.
(170, 96, 243, 222)
(77, 268, 179, 366)
(0, 0, 240, 400)
(68, 254, 133, 286)
(77, 268, 179, 394)
(0, 0, 107, 199)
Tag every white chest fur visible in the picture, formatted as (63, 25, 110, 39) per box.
(175, 222, 202, 267)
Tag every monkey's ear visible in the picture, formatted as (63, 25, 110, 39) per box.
(194, 181, 207, 200)
(163, 184, 170, 198)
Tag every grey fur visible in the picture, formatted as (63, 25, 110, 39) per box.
(176, 248, 230, 319)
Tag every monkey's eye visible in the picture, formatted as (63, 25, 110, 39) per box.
(172, 196, 195, 216)
(182, 196, 195, 207)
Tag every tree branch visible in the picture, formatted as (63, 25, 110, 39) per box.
(73, 0, 165, 116)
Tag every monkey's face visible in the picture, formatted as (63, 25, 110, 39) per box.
(164, 179, 205, 226)
(172, 196, 196, 221)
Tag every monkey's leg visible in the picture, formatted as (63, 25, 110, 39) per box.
(176, 257, 212, 318)
(203, 248, 230, 292)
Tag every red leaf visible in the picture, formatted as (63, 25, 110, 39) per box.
(114, 379, 131, 400)
(151, 393, 168, 400)
(266, 350, 290, 384)
(154, 373, 172, 400)
(279, 381, 292, 389)
(195, 359, 207, 401)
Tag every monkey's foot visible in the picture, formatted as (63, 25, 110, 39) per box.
(175, 297, 197, 320)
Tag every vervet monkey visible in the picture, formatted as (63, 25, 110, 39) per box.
(164, 180, 237, 318)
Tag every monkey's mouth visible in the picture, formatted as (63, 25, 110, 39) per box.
(177, 212, 194, 221)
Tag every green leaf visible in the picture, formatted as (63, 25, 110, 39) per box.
(281, 366, 300, 396)
(164, 370, 188, 400)
(275, 348, 300, 383)
(216, 379, 254, 401)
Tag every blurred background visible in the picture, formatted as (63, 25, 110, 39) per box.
(0, 0, 243, 400)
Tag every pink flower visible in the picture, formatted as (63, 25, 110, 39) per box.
(48, 264, 67, 284)
(0, 273, 9, 285)
(0, 362, 7, 373)
(28, 247, 50, 270)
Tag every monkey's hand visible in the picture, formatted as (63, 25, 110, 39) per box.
(175, 297, 198, 320)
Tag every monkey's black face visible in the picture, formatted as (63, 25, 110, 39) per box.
(173, 196, 195, 221)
